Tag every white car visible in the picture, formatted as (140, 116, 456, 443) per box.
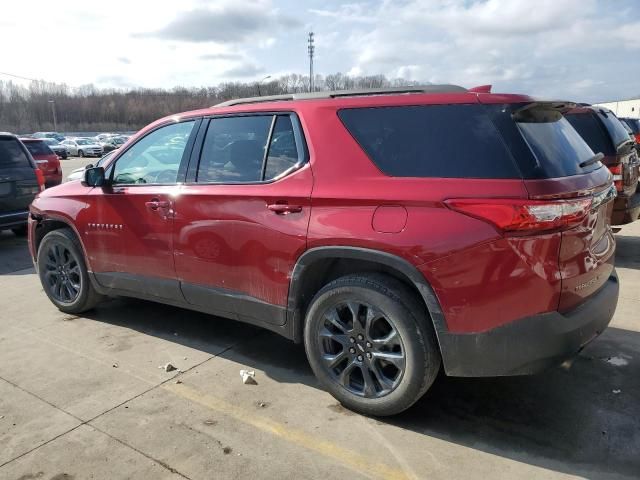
(66, 151, 114, 181)
(61, 138, 104, 157)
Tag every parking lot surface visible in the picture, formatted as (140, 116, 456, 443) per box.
(0, 159, 638, 479)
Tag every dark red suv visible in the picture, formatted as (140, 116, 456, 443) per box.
(28, 86, 619, 416)
(20, 138, 63, 188)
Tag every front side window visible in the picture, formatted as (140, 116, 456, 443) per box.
(112, 121, 194, 185)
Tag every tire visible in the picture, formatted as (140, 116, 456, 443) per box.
(11, 225, 28, 237)
(37, 228, 104, 314)
(304, 274, 441, 416)
(78, 150, 84, 158)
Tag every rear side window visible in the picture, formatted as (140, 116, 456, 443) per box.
(565, 113, 615, 156)
(24, 141, 54, 156)
(0, 139, 31, 167)
(338, 105, 520, 178)
(197, 114, 303, 183)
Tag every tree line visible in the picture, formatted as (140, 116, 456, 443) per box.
(0, 73, 419, 133)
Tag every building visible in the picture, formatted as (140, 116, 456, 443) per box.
(594, 97, 640, 119)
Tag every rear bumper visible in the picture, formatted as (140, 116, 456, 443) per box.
(0, 210, 29, 229)
(438, 271, 619, 377)
(612, 190, 640, 225)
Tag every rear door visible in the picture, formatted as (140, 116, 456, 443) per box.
(0, 137, 39, 217)
(173, 113, 312, 324)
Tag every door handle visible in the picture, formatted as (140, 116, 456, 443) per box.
(145, 199, 171, 211)
(267, 203, 303, 214)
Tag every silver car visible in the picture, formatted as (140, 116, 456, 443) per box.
(61, 138, 103, 157)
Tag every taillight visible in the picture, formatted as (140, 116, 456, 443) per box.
(635, 133, 640, 144)
(35, 169, 45, 192)
(608, 164, 624, 191)
(445, 198, 592, 234)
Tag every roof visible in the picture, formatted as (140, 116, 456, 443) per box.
(213, 85, 468, 108)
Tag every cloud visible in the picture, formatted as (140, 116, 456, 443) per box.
(117, 57, 131, 64)
(199, 52, 242, 61)
(135, 4, 301, 44)
(221, 63, 265, 78)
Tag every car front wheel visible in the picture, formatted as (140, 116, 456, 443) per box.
(37, 228, 103, 313)
(304, 274, 441, 416)
(78, 150, 84, 158)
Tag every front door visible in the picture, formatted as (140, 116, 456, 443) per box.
(173, 113, 312, 324)
(81, 120, 198, 301)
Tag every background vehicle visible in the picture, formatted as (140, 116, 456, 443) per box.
(565, 106, 640, 225)
(33, 131, 65, 142)
(620, 117, 640, 153)
(66, 151, 114, 181)
(61, 137, 103, 157)
(20, 138, 62, 188)
(42, 138, 68, 159)
(29, 86, 618, 416)
(1, 133, 44, 235)
(98, 138, 118, 153)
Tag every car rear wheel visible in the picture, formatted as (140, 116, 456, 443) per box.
(37, 229, 104, 313)
(304, 274, 441, 416)
(78, 150, 84, 158)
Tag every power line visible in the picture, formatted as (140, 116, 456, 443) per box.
(0, 71, 41, 82)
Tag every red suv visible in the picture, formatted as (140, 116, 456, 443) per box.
(20, 138, 63, 188)
(28, 86, 619, 416)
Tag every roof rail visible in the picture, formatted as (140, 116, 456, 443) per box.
(213, 84, 467, 108)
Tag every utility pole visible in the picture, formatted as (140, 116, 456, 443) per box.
(48, 99, 57, 132)
(308, 31, 315, 92)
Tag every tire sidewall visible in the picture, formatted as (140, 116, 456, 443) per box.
(304, 280, 436, 416)
(37, 230, 92, 313)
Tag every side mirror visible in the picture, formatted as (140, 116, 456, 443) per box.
(84, 166, 106, 187)
(84, 163, 94, 170)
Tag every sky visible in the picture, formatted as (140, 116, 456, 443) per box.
(1, 0, 638, 102)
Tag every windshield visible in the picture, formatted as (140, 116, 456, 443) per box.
(76, 139, 92, 145)
(598, 110, 632, 150)
(517, 111, 599, 177)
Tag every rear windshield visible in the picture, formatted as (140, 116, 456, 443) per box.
(516, 113, 599, 177)
(598, 110, 633, 150)
(24, 141, 54, 156)
(338, 104, 520, 178)
(622, 118, 640, 134)
(565, 113, 615, 156)
(0, 138, 31, 167)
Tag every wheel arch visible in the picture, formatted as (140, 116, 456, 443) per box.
(287, 247, 447, 346)
(33, 214, 92, 271)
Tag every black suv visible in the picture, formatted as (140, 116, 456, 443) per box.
(0, 133, 43, 236)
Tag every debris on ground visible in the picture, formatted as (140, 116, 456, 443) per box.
(159, 363, 177, 372)
(175, 379, 182, 384)
(222, 446, 233, 455)
(605, 356, 629, 367)
(112, 363, 118, 368)
(613, 389, 621, 394)
(240, 369, 257, 385)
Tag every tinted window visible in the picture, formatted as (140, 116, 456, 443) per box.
(598, 110, 632, 150)
(565, 113, 614, 156)
(621, 118, 640, 134)
(338, 104, 519, 178)
(0, 139, 30, 167)
(24, 141, 54, 156)
(517, 115, 598, 177)
(197, 116, 272, 183)
(112, 121, 194, 185)
(264, 116, 300, 180)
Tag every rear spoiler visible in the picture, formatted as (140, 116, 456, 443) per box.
(512, 101, 577, 122)
(469, 85, 492, 93)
